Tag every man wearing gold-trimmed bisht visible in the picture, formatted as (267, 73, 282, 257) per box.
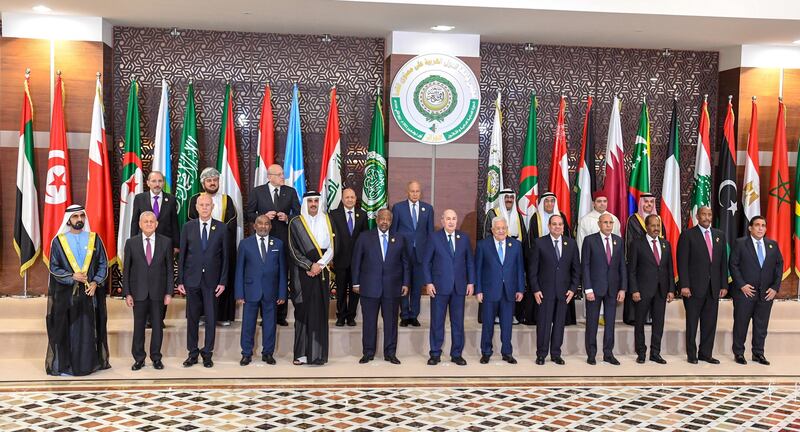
(45, 204, 110, 376)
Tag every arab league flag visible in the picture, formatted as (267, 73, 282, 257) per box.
(362, 94, 387, 229)
(715, 97, 739, 246)
(13, 72, 40, 275)
(319, 86, 343, 211)
(42, 74, 72, 265)
(152, 79, 172, 193)
(689, 97, 712, 227)
(575, 95, 596, 224)
(175, 82, 199, 227)
(254, 83, 275, 187)
(742, 97, 761, 230)
(660, 99, 681, 281)
(767, 98, 791, 280)
(117, 80, 143, 265)
(284, 84, 305, 200)
(486, 91, 503, 213)
(517, 92, 539, 229)
(217, 83, 244, 245)
(627, 100, 651, 215)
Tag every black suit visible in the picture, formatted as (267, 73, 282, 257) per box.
(581, 233, 626, 359)
(677, 226, 727, 360)
(330, 206, 368, 321)
(130, 191, 180, 249)
(729, 236, 783, 357)
(178, 218, 229, 359)
(122, 234, 174, 363)
(246, 184, 301, 321)
(628, 236, 675, 357)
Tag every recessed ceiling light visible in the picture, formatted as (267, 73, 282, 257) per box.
(793, 39, 800, 44)
(430, 25, 455, 32)
(32, 5, 51, 13)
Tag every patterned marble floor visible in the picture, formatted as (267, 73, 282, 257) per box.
(1, 382, 799, 431)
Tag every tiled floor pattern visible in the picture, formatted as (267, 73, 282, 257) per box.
(0, 383, 799, 431)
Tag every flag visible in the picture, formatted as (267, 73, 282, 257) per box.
(689, 97, 712, 227)
(715, 97, 739, 246)
(794, 136, 800, 277)
(742, 97, 761, 229)
(117, 79, 143, 265)
(13, 71, 40, 275)
(361, 94, 387, 229)
(486, 91, 504, 212)
(319, 87, 343, 211)
(550, 96, 571, 225)
(517, 92, 539, 229)
(85, 75, 117, 265)
(284, 84, 305, 200)
(767, 99, 791, 280)
(175, 82, 199, 227)
(604, 97, 627, 232)
(253, 83, 274, 187)
(42, 74, 72, 265)
(152, 79, 172, 192)
(628, 99, 651, 215)
(660, 99, 681, 280)
(575, 95, 596, 224)
(217, 83, 244, 245)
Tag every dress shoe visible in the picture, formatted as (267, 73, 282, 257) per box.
(649, 355, 667, 364)
(153, 360, 164, 370)
(734, 354, 747, 365)
(480, 355, 490, 364)
(346, 319, 356, 327)
(687, 357, 698, 364)
(203, 358, 214, 368)
(636, 354, 646, 364)
(752, 354, 770, 365)
(535, 356, 545, 365)
(427, 356, 440, 366)
(310, 359, 326, 366)
(240, 356, 252, 366)
(262, 354, 276, 365)
(410, 318, 421, 327)
(698, 356, 720, 364)
(359, 355, 373, 364)
(399, 319, 409, 327)
(385, 356, 401, 365)
(277, 319, 289, 327)
(551, 356, 565, 365)
(451, 357, 467, 366)
(183, 357, 198, 367)
(335, 318, 345, 327)
(131, 361, 145, 371)
(603, 356, 620, 366)
(587, 357, 596, 365)
(220, 321, 232, 327)
(502, 355, 517, 364)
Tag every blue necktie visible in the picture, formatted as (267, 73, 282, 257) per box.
(448, 234, 455, 257)
(201, 222, 209, 250)
(411, 203, 418, 230)
(497, 241, 504, 264)
(757, 240, 765, 268)
(554, 240, 561, 260)
(382, 233, 388, 261)
(347, 210, 354, 235)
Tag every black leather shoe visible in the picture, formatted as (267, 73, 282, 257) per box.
(240, 356, 252, 366)
(699, 356, 720, 364)
(452, 357, 467, 366)
(359, 355, 373, 364)
(480, 355, 490, 364)
(502, 355, 517, 364)
(650, 355, 667, 364)
(636, 354, 646, 364)
(734, 354, 747, 365)
(203, 358, 214, 368)
(587, 357, 596, 365)
(410, 318, 421, 327)
(335, 318, 345, 327)
(399, 319, 409, 327)
(183, 356, 198, 367)
(603, 356, 620, 366)
(131, 361, 145, 371)
(687, 357, 698, 364)
(551, 356, 565, 365)
(346, 319, 356, 327)
(262, 354, 276, 365)
(153, 360, 164, 370)
(535, 356, 545, 365)
(385, 356, 401, 365)
(277, 319, 289, 327)
(427, 356, 440, 365)
(752, 354, 770, 365)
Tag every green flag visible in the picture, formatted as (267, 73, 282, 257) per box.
(117, 80, 143, 265)
(517, 92, 538, 229)
(794, 137, 800, 277)
(627, 99, 651, 215)
(176, 82, 199, 227)
(361, 95, 387, 229)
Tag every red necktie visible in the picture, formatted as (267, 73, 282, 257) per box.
(652, 239, 660, 265)
(605, 236, 612, 264)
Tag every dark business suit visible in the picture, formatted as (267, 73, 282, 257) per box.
(178, 218, 229, 359)
(628, 236, 675, 357)
(130, 191, 180, 249)
(581, 232, 626, 359)
(729, 236, 783, 357)
(421, 229, 475, 358)
(330, 206, 368, 322)
(122, 233, 174, 363)
(235, 234, 287, 357)
(677, 226, 727, 360)
(390, 199, 434, 321)
(475, 236, 525, 357)
(246, 184, 300, 321)
(352, 229, 411, 358)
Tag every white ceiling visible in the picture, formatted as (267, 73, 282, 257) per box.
(2, 0, 800, 50)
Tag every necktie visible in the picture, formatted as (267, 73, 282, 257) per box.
(201, 222, 209, 250)
(448, 234, 455, 256)
(152, 195, 160, 219)
(652, 239, 661, 265)
(382, 233, 388, 261)
(605, 236, 612, 264)
(347, 211, 354, 235)
(273, 187, 280, 204)
(497, 241, 504, 263)
(757, 240, 765, 268)
(554, 240, 561, 260)
(145, 237, 152, 265)
(412, 203, 418, 230)
(259, 237, 267, 263)
(704, 229, 713, 260)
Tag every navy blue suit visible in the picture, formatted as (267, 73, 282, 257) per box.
(390, 199, 434, 320)
(352, 229, 411, 357)
(235, 234, 287, 357)
(421, 229, 475, 358)
(475, 236, 525, 357)
(529, 235, 580, 358)
(581, 233, 627, 359)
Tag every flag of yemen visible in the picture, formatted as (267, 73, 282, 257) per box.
(14, 76, 41, 275)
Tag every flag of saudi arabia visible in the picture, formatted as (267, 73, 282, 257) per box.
(176, 82, 199, 227)
(361, 94, 387, 229)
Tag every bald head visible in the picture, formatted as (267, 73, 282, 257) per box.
(406, 181, 421, 203)
(267, 164, 285, 187)
(342, 188, 357, 209)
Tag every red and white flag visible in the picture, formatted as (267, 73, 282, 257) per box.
(253, 83, 274, 187)
(42, 74, 72, 265)
(319, 87, 343, 211)
(604, 96, 627, 233)
(218, 84, 244, 244)
(742, 97, 761, 227)
(549, 96, 571, 225)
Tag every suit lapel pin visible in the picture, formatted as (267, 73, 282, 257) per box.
(563, 241, 568, 246)
(269, 240, 274, 246)
(456, 234, 461, 239)
(421, 207, 426, 212)
(507, 242, 512, 247)
(355, 213, 359, 218)
(769, 244, 773, 249)
(613, 241, 618, 246)
(211, 225, 216, 231)
(716, 238, 719, 243)
(164, 197, 168, 202)
(391, 238, 396, 243)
